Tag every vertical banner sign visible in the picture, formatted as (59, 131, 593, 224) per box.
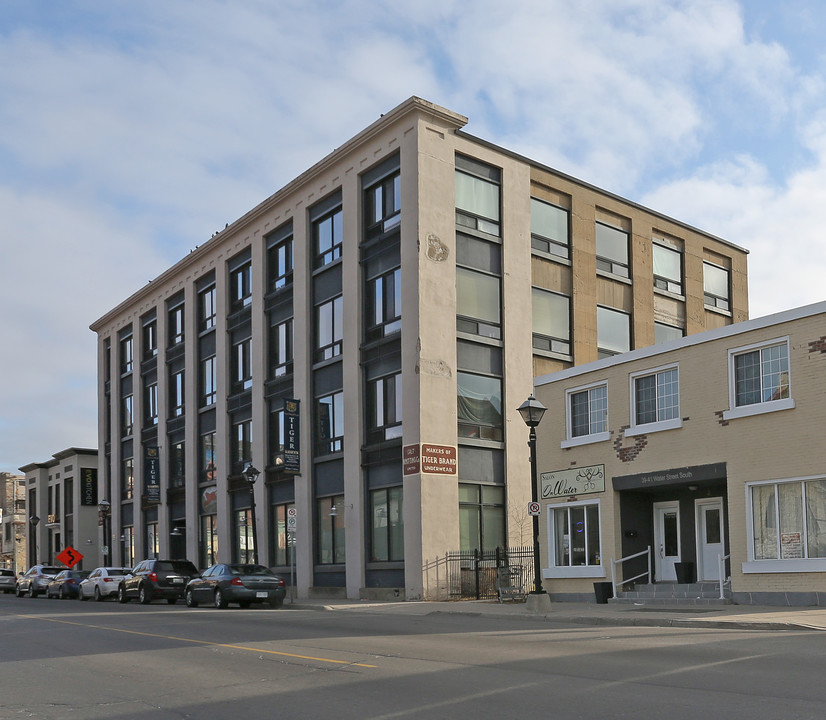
(284, 399, 301, 474)
(80, 467, 98, 506)
(144, 446, 161, 503)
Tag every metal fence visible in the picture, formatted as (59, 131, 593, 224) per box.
(422, 546, 535, 601)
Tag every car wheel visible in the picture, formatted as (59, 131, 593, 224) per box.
(214, 589, 228, 609)
(58, 587, 65, 600)
(118, 585, 128, 603)
(27, 585, 36, 598)
(16, 585, 24, 598)
(79, 589, 87, 601)
(238, 600, 251, 609)
(94, 586, 103, 602)
(139, 585, 151, 605)
(185, 589, 198, 608)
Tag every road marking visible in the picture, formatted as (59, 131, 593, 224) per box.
(12, 613, 377, 668)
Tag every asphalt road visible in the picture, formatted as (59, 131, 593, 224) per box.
(2, 592, 826, 720)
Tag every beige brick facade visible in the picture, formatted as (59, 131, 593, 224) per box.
(534, 302, 826, 605)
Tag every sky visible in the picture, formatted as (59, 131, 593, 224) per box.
(2, 0, 826, 471)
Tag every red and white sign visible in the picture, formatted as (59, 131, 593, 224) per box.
(403, 443, 458, 476)
(57, 546, 83, 568)
(528, 502, 541, 516)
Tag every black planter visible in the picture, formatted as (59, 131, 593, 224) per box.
(674, 562, 695, 584)
(594, 581, 613, 604)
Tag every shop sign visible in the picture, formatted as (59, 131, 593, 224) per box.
(80, 467, 98, 506)
(402, 443, 458, 476)
(283, 399, 301, 474)
(144, 446, 160, 503)
(612, 463, 727, 491)
(541, 465, 605, 498)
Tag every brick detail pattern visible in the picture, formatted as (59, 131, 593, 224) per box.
(715, 410, 730, 427)
(808, 336, 826, 354)
(613, 425, 647, 462)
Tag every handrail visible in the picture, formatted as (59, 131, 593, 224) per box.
(611, 545, 652, 598)
(718, 553, 731, 600)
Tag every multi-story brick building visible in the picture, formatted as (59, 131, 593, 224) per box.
(0, 471, 26, 572)
(533, 301, 826, 606)
(89, 96, 748, 600)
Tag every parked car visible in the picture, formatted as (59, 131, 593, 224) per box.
(0, 568, 16, 594)
(185, 563, 286, 609)
(78, 566, 133, 601)
(16, 565, 64, 598)
(46, 569, 91, 599)
(118, 559, 200, 605)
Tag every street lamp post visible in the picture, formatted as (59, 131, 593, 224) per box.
(98, 500, 111, 566)
(243, 463, 261, 565)
(517, 394, 551, 612)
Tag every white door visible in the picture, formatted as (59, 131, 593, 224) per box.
(654, 502, 680, 582)
(696, 498, 724, 581)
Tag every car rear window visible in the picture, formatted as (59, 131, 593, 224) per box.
(0, 569, 13, 576)
(105, 567, 131, 574)
(157, 561, 198, 575)
(42, 567, 62, 575)
(229, 564, 271, 576)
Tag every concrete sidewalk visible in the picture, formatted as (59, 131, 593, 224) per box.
(284, 597, 826, 631)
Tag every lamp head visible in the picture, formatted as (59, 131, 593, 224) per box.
(242, 463, 261, 485)
(517, 394, 547, 428)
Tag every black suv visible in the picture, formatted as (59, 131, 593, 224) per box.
(117, 559, 200, 605)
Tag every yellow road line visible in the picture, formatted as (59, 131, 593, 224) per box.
(14, 613, 377, 668)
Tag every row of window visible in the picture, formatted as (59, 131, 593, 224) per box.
(564, 338, 791, 447)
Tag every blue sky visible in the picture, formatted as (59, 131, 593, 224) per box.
(2, 0, 826, 470)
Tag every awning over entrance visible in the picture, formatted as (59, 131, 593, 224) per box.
(612, 462, 726, 492)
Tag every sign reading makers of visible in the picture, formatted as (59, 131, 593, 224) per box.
(540, 464, 606, 498)
(402, 443, 458, 476)
(57, 546, 83, 569)
(528, 502, 541, 516)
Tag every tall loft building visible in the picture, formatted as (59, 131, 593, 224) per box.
(89, 97, 749, 600)
(0, 472, 26, 572)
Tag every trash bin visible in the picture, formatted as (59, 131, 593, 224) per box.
(674, 562, 695, 584)
(593, 581, 613, 604)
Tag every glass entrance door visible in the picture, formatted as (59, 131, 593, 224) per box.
(653, 501, 680, 582)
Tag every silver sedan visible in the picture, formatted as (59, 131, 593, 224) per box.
(78, 566, 133, 601)
(185, 564, 286, 609)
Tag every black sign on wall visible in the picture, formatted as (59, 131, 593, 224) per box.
(80, 467, 98, 506)
(144, 446, 161, 503)
(612, 462, 727, 491)
(284, 399, 300, 474)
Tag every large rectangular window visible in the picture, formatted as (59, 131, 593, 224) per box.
(200, 432, 216, 484)
(120, 336, 133, 374)
(597, 306, 631, 359)
(269, 318, 293, 378)
(654, 322, 683, 345)
(169, 440, 185, 488)
(142, 318, 157, 359)
(704, 261, 730, 311)
(532, 288, 570, 355)
(734, 342, 789, 407)
(121, 395, 134, 436)
(168, 302, 184, 346)
(199, 285, 217, 332)
(531, 197, 569, 259)
(632, 366, 680, 431)
(122, 457, 134, 501)
(365, 171, 401, 235)
(366, 268, 401, 341)
(315, 296, 343, 362)
(567, 384, 608, 441)
(458, 484, 505, 553)
(552, 501, 601, 569)
(367, 373, 402, 442)
(169, 369, 184, 417)
(272, 502, 296, 568)
(231, 419, 252, 474)
(230, 261, 252, 312)
(267, 235, 293, 291)
(653, 242, 683, 295)
(370, 487, 403, 562)
(317, 495, 345, 564)
(456, 267, 501, 339)
(457, 371, 502, 441)
(231, 338, 252, 392)
(201, 514, 218, 569)
(595, 222, 629, 278)
(201, 356, 217, 406)
(144, 382, 158, 427)
(750, 478, 826, 562)
(455, 155, 500, 236)
(314, 208, 343, 268)
(316, 392, 344, 455)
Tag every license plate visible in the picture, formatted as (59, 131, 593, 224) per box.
(256, 592, 268, 598)
(171, 578, 183, 584)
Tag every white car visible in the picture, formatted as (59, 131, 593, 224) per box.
(78, 566, 133, 601)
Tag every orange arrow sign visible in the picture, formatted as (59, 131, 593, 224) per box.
(57, 546, 83, 568)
